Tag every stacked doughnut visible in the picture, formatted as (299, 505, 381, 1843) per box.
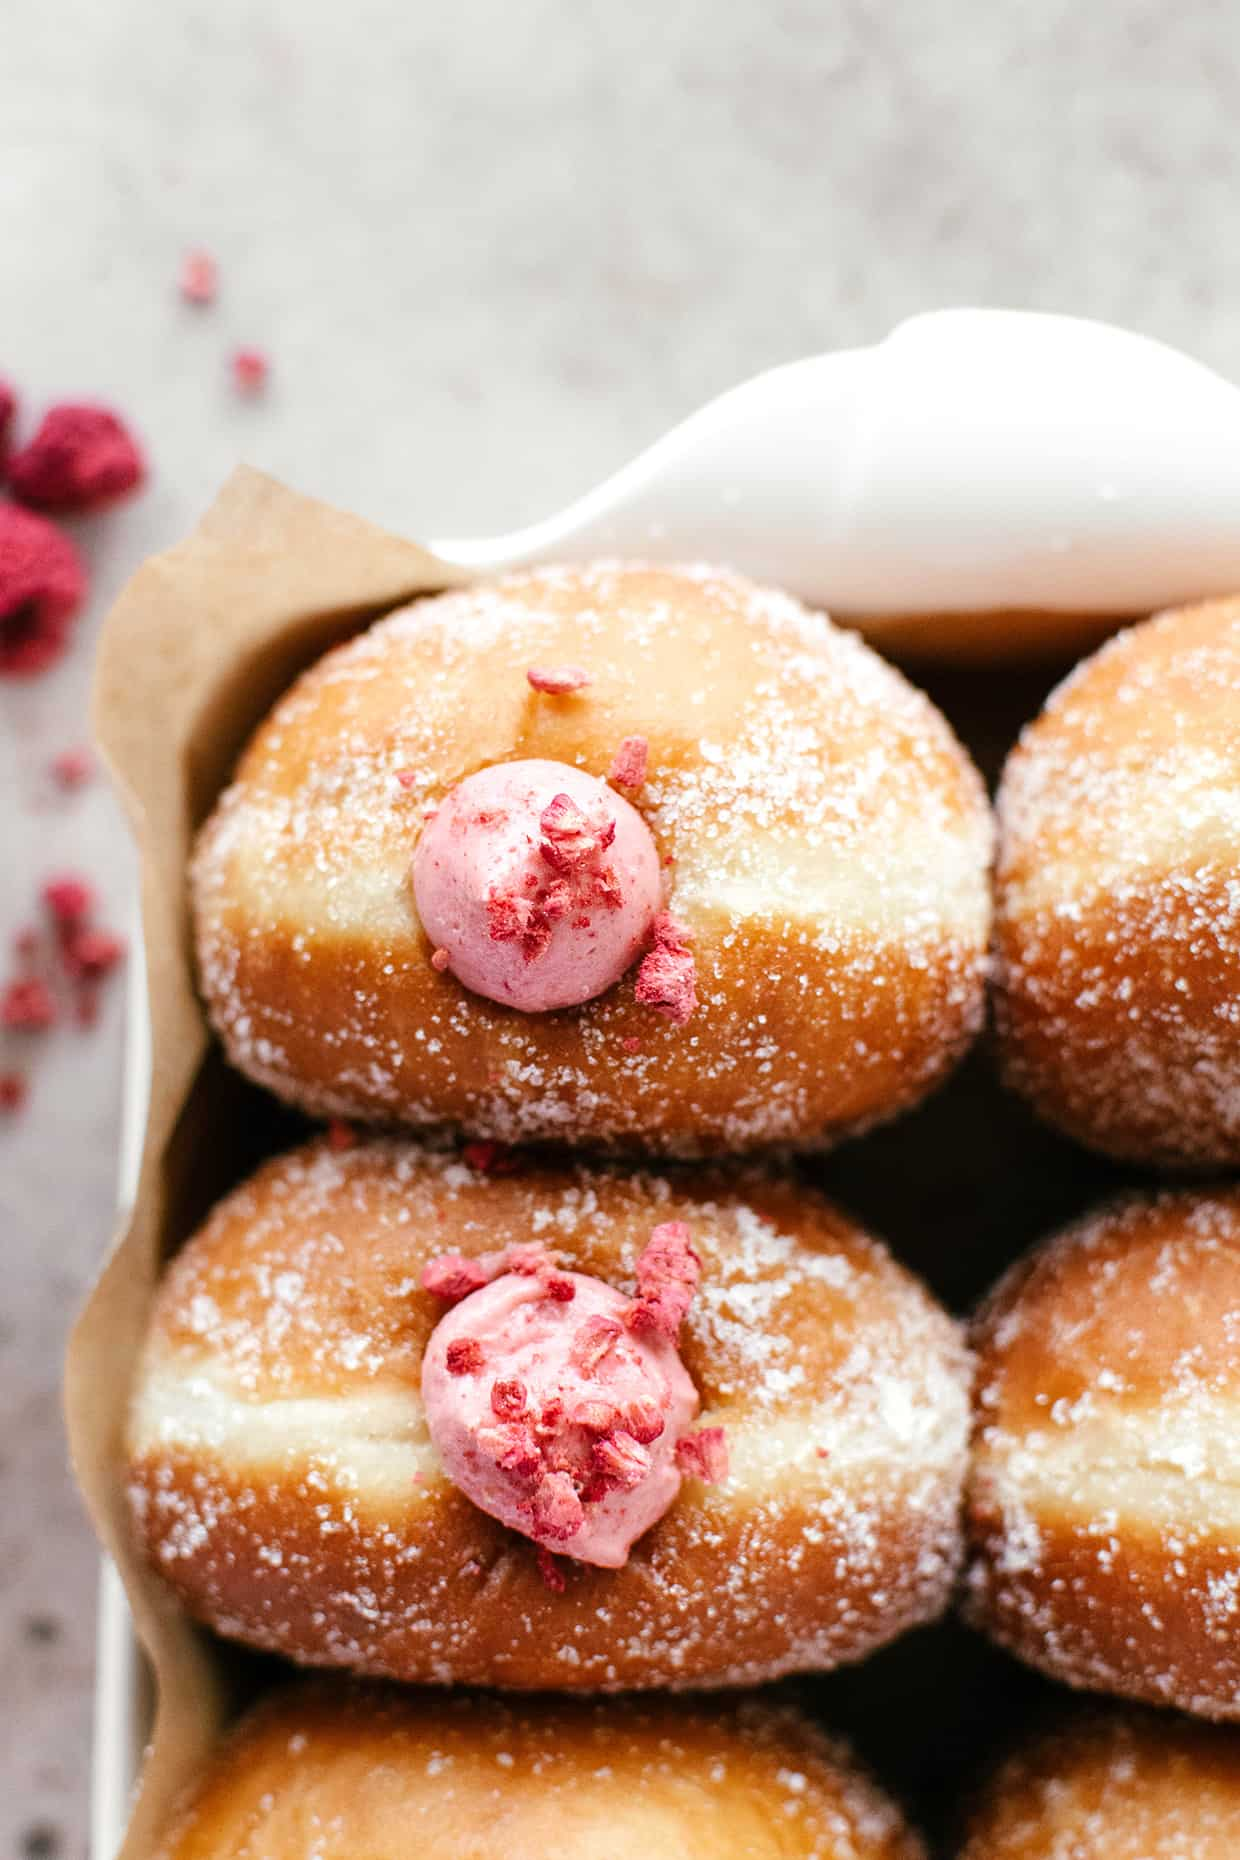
(960, 1709, 1240, 1858)
(153, 1684, 928, 1860)
(993, 595, 1240, 1169)
(966, 1184, 1240, 1721)
(127, 1136, 971, 1692)
(191, 562, 993, 1155)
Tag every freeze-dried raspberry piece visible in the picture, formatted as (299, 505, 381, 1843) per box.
(43, 876, 94, 925)
(63, 927, 125, 981)
(609, 735, 649, 790)
(570, 1313, 624, 1374)
(232, 347, 270, 394)
(569, 1398, 621, 1435)
(445, 1337, 484, 1376)
(50, 747, 93, 790)
(486, 889, 554, 961)
(179, 250, 218, 305)
(593, 1429, 651, 1492)
(429, 946, 450, 972)
(8, 404, 145, 512)
(423, 1253, 491, 1304)
(635, 911, 697, 1026)
(622, 1397, 666, 1445)
(0, 380, 16, 465)
(536, 1545, 567, 1592)
(526, 665, 591, 694)
(530, 1469, 584, 1541)
(1, 977, 57, 1031)
(0, 505, 86, 678)
(0, 1072, 27, 1114)
(461, 1140, 522, 1176)
(627, 1220, 701, 1341)
(539, 793, 616, 873)
(490, 1377, 527, 1419)
(675, 1427, 728, 1483)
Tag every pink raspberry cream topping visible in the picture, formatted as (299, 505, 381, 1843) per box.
(412, 759, 663, 1012)
(420, 1231, 708, 1568)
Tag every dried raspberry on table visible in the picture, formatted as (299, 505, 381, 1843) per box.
(179, 249, 218, 305)
(7, 404, 146, 512)
(1, 977, 57, 1032)
(0, 379, 16, 465)
(231, 347, 270, 394)
(0, 505, 86, 678)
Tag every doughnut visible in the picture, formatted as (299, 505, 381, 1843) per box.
(993, 596, 1240, 1167)
(959, 1709, 1240, 1858)
(191, 562, 992, 1156)
(154, 1682, 927, 1860)
(966, 1185, 1240, 1719)
(125, 1134, 971, 1690)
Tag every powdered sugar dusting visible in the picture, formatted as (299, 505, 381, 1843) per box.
(192, 563, 991, 1155)
(968, 1185, 1240, 1719)
(995, 598, 1240, 1165)
(128, 1134, 969, 1691)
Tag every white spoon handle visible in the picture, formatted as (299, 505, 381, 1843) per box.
(433, 310, 1240, 618)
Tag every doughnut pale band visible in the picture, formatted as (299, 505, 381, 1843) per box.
(127, 1137, 970, 1690)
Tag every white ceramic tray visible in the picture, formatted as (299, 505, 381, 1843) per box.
(91, 939, 153, 1859)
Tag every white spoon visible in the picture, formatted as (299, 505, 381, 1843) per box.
(432, 309, 1240, 629)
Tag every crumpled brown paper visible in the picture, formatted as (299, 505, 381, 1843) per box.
(66, 468, 465, 1857)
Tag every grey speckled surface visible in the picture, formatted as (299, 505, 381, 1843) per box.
(2, 2, 1239, 1853)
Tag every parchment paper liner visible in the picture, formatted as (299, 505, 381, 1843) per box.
(67, 468, 465, 1856)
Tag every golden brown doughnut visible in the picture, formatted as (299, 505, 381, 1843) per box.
(966, 1186, 1240, 1719)
(993, 596, 1240, 1168)
(959, 1708, 1240, 1858)
(155, 1682, 927, 1860)
(126, 1135, 971, 1691)
(191, 563, 992, 1156)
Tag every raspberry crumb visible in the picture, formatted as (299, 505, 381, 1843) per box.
(50, 747, 93, 790)
(609, 735, 649, 790)
(179, 249, 218, 305)
(539, 793, 616, 873)
(621, 1035, 641, 1053)
(0, 1072, 27, 1114)
(446, 1337, 485, 1376)
(231, 347, 270, 394)
(423, 1253, 490, 1304)
(491, 1377, 528, 1419)
(0, 505, 87, 679)
(0, 379, 15, 463)
(326, 1118, 356, 1152)
(1, 977, 57, 1032)
(63, 927, 125, 981)
(675, 1427, 729, 1484)
(627, 1220, 701, 1340)
(430, 946, 450, 972)
(569, 1313, 624, 1374)
(544, 1272, 576, 1302)
(526, 665, 591, 694)
(635, 912, 697, 1026)
(536, 1545, 567, 1592)
(43, 876, 94, 925)
(8, 405, 145, 513)
(461, 1139, 521, 1176)
(394, 768, 418, 789)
